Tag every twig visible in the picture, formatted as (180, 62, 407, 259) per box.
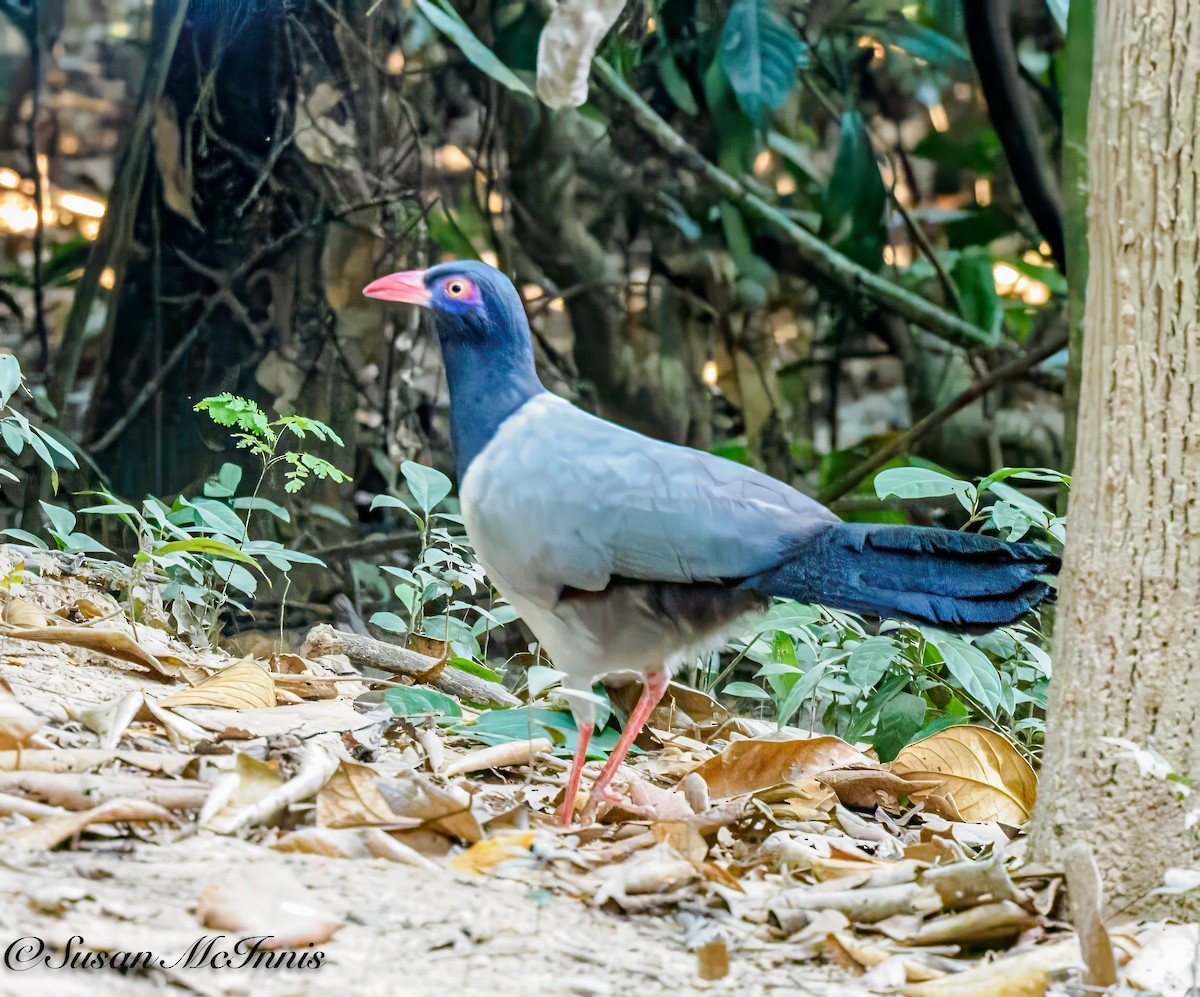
(818, 333, 1068, 504)
(593, 59, 993, 351)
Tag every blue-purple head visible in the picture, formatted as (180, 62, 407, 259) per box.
(363, 259, 526, 346)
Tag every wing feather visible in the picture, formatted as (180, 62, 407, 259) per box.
(463, 396, 838, 609)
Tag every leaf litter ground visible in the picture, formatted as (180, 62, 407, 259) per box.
(0, 549, 1189, 996)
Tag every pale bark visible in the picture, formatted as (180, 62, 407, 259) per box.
(1033, 0, 1200, 909)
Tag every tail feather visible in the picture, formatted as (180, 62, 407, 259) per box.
(745, 523, 1059, 632)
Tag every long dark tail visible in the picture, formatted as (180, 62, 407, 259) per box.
(745, 523, 1060, 632)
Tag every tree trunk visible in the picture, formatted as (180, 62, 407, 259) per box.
(1032, 0, 1200, 910)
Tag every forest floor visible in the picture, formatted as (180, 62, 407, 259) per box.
(0, 549, 1190, 996)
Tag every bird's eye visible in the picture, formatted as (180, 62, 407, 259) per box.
(445, 279, 468, 299)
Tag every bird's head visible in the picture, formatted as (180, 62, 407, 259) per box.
(362, 260, 526, 345)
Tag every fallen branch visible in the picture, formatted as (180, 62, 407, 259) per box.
(593, 59, 994, 352)
(302, 624, 519, 707)
(819, 333, 1068, 504)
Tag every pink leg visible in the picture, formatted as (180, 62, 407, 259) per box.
(585, 672, 670, 811)
(560, 722, 593, 827)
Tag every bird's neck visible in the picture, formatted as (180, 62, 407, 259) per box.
(440, 330, 544, 480)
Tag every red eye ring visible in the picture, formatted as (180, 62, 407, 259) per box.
(445, 278, 469, 299)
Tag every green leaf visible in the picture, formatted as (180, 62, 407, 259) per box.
(846, 636, 900, 692)
(927, 633, 1003, 712)
(40, 501, 75, 537)
(873, 466, 977, 512)
(885, 16, 970, 67)
(910, 713, 970, 742)
(370, 493, 418, 520)
(978, 466, 1070, 492)
(0, 354, 20, 408)
(742, 600, 820, 638)
(720, 0, 806, 123)
(776, 661, 830, 727)
(204, 462, 244, 498)
(453, 706, 623, 758)
(401, 460, 452, 514)
(232, 496, 291, 522)
(1, 417, 26, 456)
(307, 503, 351, 527)
(194, 393, 272, 439)
(448, 656, 503, 683)
(871, 692, 927, 762)
(951, 247, 1000, 332)
(154, 537, 260, 568)
(526, 664, 563, 698)
(414, 0, 533, 97)
(989, 500, 1036, 542)
(819, 111, 886, 269)
(78, 502, 140, 517)
(370, 611, 409, 633)
(722, 681, 772, 700)
(657, 47, 698, 115)
(385, 686, 463, 719)
(2, 528, 47, 549)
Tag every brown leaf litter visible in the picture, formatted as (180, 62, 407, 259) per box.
(0, 547, 1185, 995)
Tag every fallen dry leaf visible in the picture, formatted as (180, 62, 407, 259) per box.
(449, 830, 539, 875)
(4, 597, 50, 627)
(0, 797, 175, 849)
(901, 900, 1037, 947)
(689, 734, 871, 799)
(199, 753, 285, 834)
(160, 657, 277, 710)
(0, 770, 209, 810)
(0, 747, 191, 775)
(901, 938, 1084, 995)
(196, 865, 342, 949)
(317, 760, 482, 841)
(902, 960, 1047, 997)
(153, 96, 199, 225)
(0, 624, 177, 678)
(317, 759, 412, 830)
(271, 827, 438, 868)
(74, 690, 143, 748)
(594, 844, 699, 906)
(696, 939, 729, 981)
(1123, 923, 1200, 993)
(0, 678, 41, 748)
(172, 700, 385, 739)
(815, 768, 942, 810)
(269, 653, 338, 700)
(889, 725, 1036, 825)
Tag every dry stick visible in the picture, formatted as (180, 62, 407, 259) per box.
(592, 59, 993, 352)
(819, 332, 1069, 505)
(301, 624, 519, 707)
(51, 0, 189, 417)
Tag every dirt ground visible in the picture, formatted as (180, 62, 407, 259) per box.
(0, 837, 856, 997)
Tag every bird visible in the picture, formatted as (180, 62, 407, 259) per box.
(364, 260, 1059, 826)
